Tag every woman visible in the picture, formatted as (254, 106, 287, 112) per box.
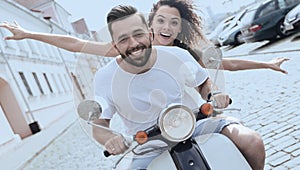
(0, 1, 288, 74)
(148, 0, 288, 72)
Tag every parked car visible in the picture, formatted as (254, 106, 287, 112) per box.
(218, 24, 243, 46)
(207, 15, 234, 46)
(283, 3, 300, 33)
(239, 0, 300, 43)
(218, 10, 247, 46)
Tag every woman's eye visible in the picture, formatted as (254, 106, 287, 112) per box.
(157, 18, 164, 24)
(172, 21, 179, 26)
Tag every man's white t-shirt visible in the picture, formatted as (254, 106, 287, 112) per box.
(94, 46, 208, 135)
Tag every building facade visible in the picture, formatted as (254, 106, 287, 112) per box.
(0, 0, 109, 156)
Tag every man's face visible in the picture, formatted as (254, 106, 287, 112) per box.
(111, 14, 152, 67)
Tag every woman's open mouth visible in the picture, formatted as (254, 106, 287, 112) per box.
(160, 32, 172, 38)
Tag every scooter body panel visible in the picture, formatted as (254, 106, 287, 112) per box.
(195, 133, 252, 170)
(147, 150, 177, 170)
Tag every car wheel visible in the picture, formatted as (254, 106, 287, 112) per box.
(234, 32, 244, 45)
(276, 20, 288, 37)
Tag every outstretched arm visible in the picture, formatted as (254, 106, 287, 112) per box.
(0, 22, 119, 57)
(221, 57, 289, 74)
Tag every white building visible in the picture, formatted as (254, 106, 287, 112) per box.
(0, 0, 108, 158)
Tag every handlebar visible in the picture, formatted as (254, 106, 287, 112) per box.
(103, 135, 133, 158)
(104, 150, 111, 157)
(103, 99, 232, 157)
(196, 97, 232, 121)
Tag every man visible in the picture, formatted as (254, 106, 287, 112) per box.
(92, 5, 264, 170)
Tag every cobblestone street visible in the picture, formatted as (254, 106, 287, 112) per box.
(21, 50, 300, 170)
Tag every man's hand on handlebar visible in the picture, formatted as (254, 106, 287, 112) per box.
(104, 134, 129, 155)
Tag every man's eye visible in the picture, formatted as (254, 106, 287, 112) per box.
(119, 38, 128, 44)
(134, 33, 145, 38)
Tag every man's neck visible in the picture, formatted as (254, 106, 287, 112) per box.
(117, 48, 157, 74)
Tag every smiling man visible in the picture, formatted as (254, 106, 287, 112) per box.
(108, 11, 153, 68)
(92, 5, 234, 169)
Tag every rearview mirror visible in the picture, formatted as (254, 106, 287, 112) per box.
(77, 100, 102, 122)
(202, 46, 222, 69)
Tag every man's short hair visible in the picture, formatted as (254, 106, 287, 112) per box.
(106, 5, 148, 37)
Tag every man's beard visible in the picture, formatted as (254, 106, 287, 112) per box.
(120, 43, 152, 67)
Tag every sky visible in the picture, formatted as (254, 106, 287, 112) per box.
(55, 0, 255, 31)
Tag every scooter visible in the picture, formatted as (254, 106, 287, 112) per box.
(75, 46, 251, 169)
(77, 99, 251, 170)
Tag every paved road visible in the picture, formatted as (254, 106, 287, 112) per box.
(22, 37, 300, 170)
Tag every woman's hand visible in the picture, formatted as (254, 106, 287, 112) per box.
(268, 57, 289, 74)
(0, 21, 28, 40)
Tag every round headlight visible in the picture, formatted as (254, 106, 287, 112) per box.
(159, 104, 195, 142)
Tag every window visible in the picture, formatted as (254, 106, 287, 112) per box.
(36, 41, 48, 58)
(58, 74, 67, 92)
(17, 41, 30, 57)
(240, 9, 257, 25)
(19, 72, 33, 96)
(284, 0, 300, 6)
(0, 29, 17, 50)
(43, 73, 53, 93)
(258, 1, 276, 18)
(278, 0, 285, 8)
(64, 74, 72, 90)
(49, 46, 60, 60)
(32, 73, 44, 95)
(44, 44, 56, 58)
(51, 74, 62, 93)
(27, 40, 40, 57)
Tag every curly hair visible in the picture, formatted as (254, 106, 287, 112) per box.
(148, 0, 207, 48)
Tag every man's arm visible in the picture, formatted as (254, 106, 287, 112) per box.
(0, 22, 119, 57)
(92, 118, 128, 155)
(197, 78, 213, 101)
(92, 118, 114, 145)
(197, 78, 230, 108)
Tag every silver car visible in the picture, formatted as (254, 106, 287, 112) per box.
(207, 16, 234, 46)
(217, 10, 247, 46)
(284, 4, 300, 33)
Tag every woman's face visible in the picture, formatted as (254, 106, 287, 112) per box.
(151, 5, 182, 46)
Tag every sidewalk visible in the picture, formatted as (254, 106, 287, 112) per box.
(223, 51, 300, 170)
(0, 110, 77, 170)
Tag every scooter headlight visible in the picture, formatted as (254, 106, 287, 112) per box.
(159, 104, 195, 142)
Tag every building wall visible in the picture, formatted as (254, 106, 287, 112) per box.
(0, 0, 78, 146)
(0, 0, 110, 151)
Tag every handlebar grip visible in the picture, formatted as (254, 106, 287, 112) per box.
(103, 150, 111, 157)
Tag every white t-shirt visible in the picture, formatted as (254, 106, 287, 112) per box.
(94, 46, 208, 135)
